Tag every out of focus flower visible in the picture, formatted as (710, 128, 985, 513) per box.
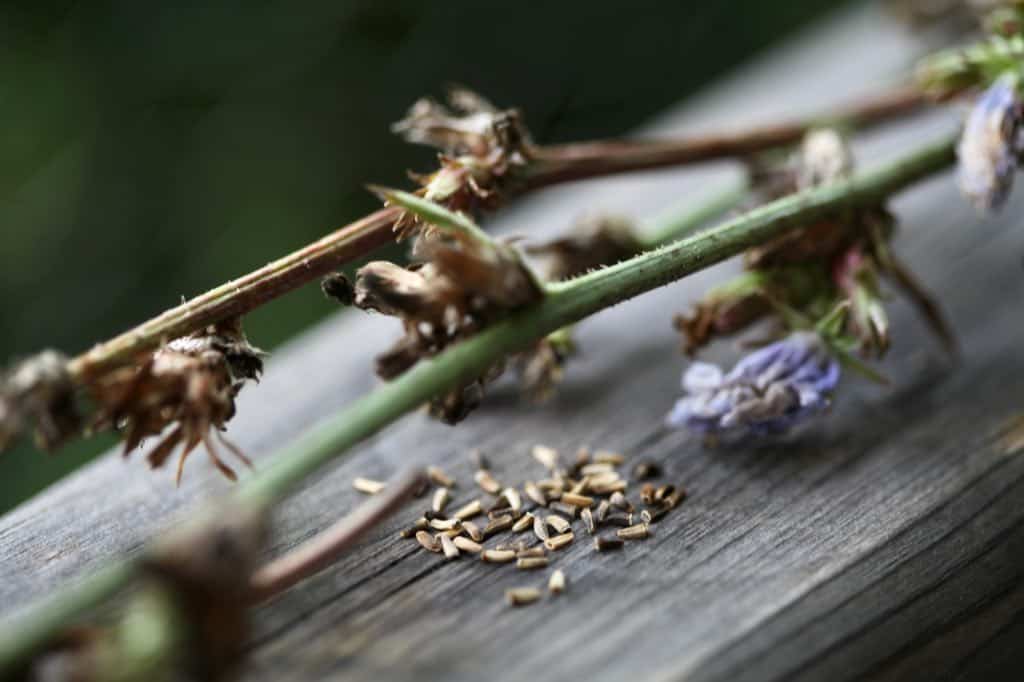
(0, 350, 79, 451)
(666, 332, 840, 437)
(957, 73, 1022, 211)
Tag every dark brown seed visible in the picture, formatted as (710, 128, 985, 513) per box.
(545, 515, 571, 534)
(609, 491, 634, 513)
(453, 536, 483, 553)
(517, 556, 549, 570)
(593, 536, 624, 552)
(641, 483, 656, 506)
(482, 549, 517, 563)
(666, 487, 688, 509)
(632, 460, 663, 480)
(427, 465, 456, 488)
(484, 515, 515, 537)
(550, 502, 578, 518)
(617, 523, 649, 540)
(549, 569, 566, 594)
(533, 515, 550, 542)
(524, 481, 548, 508)
(505, 587, 542, 606)
(595, 499, 610, 523)
(603, 514, 632, 528)
(463, 521, 483, 542)
(416, 530, 440, 552)
(581, 507, 596, 534)
(654, 485, 675, 503)
(487, 495, 511, 513)
(440, 533, 460, 559)
(544, 532, 574, 551)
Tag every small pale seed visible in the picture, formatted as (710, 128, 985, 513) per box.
(524, 481, 548, 508)
(453, 499, 483, 521)
(439, 533, 460, 559)
(481, 549, 517, 563)
(475, 470, 502, 495)
(581, 507, 596, 535)
(484, 515, 515, 537)
(590, 480, 627, 495)
(512, 513, 534, 533)
(517, 556, 549, 570)
(453, 536, 483, 553)
(353, 477, 385, 495)
(505, 587, 542, 606)
(544, 531, 574, 551)
(415, 530, 440, 552)
(517, 547, 546, 558)
(561, 492, 594, 508)
(549, 569, 566, 594)
(463, 521, 483, 542)
(546, 515, 571, 534)
(432, 487, 451, 514)
(580, 463, 615, 476)
(429, 518, 459, 531)
(427, 465, 456, 488)
(502, 487, 523, 512)
(617, 523, 649, 540)
(532, 444, 560, 470)
(533, 515, 550, 542)
(593, 450, 625, 465)
(595, 499, 610, 523)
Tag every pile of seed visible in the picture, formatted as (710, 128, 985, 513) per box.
(354, 445, 685, 607)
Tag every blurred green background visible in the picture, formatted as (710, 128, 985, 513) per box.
(0, 0, 849, 512)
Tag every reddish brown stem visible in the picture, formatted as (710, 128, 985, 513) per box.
(522, 85, 926, 188)
(248, 468, 426, 603)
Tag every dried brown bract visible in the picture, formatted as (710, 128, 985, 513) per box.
(0, 349, 80, 451)
(90, 318, 263, 484)
(390, 87, 532, 239)
(525, 214, 643, 282)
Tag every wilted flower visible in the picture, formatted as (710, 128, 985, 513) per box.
(0, 350, 79, 451)
(525, 214, 642, 281)
(957, 73, 1022, 211)
(666, 332, 840, 437)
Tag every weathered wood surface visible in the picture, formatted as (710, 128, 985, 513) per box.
(4, 5, 1024, 680)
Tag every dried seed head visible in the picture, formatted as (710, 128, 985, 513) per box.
(416, 530, 440, 553)
(463, 521, 484, 542)
(481, 549, 517, 563)
(453, 536, 483, 553)
(353, 478, 386, 495)
(427, 465, 456, 488)
(516, 556, 550, 570)
(548, 569, 567, 594)
(545, 515, 571, 534)
(544, 532, 574, 551)
(524, 481, 548, 508)
(439, 533, 460, 559)
(505, 586, 542, 606)
(475, 469, 502, 495)
(452, 499, 483, 521)
(631, 460, 663, 480)
(0, 350, 80, 452)
(593, 536, 624, 552)
(609, 491, 633, 513)
(560, 492, 594, 509)
(532, 444, 560, 471)
(617, 523, 650, 541)
(320, 272, 354, 306)
(581, 507, 596, 535)
(432, 487, 451, 514)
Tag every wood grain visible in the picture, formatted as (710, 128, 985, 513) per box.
(3, 5, 1024, 681)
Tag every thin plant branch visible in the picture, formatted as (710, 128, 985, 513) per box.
(248, 468, 427, 603)
(0, 132, 957, 676)
(63, 85, 927, 383)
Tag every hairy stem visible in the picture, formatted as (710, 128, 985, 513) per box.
(0, 133, 956, 676)
(65, 85, 926, 382)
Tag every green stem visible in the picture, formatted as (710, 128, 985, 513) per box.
(0, 133, 957, 676)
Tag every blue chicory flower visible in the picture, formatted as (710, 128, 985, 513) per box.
(666, 332, 840, 438)
(957, 74, 1022, 212)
